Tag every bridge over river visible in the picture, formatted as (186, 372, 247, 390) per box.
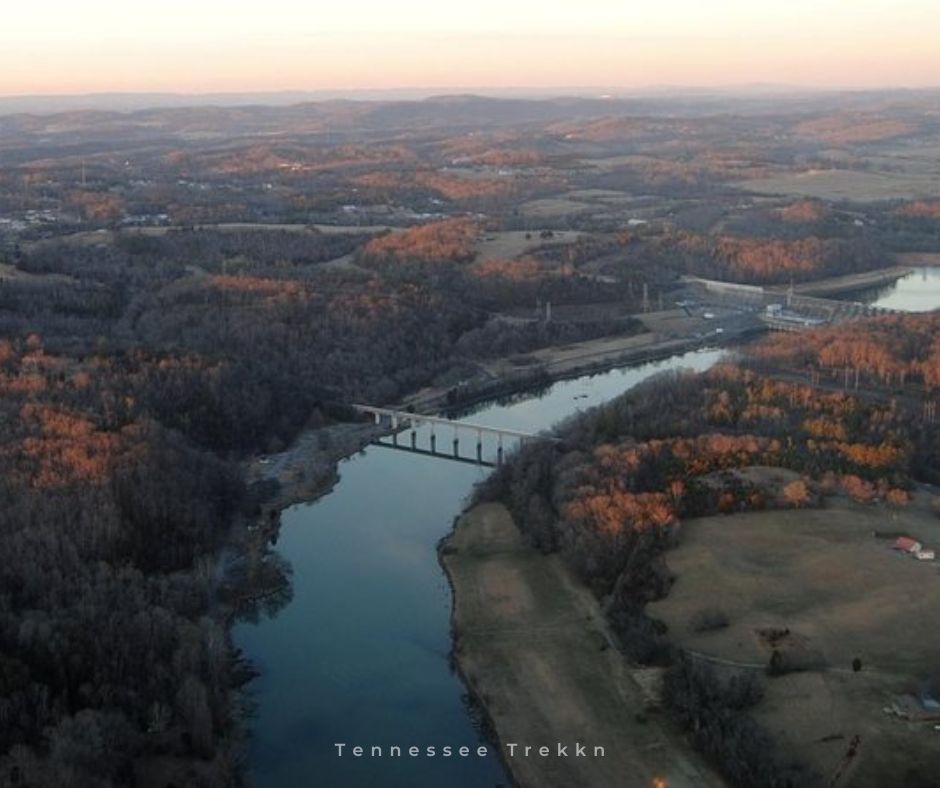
(351, 404, 557, 467)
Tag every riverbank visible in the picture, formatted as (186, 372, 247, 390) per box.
(232, 347, 726, 785)
(231, 328, 735, 634)
(440, 502, 723, 788)
(402, 324, 744, 415)
(242, 328, 739, 513)
(229, 332, 733, 784)
(244, 421, 383, 512)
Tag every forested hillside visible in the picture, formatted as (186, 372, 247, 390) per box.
(752, 313, 940, 388)
(477, 318, 940, 786)
(0, 218, 634, 783)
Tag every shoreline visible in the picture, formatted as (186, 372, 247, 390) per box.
(404, 327, 746, 416)
(437, 517, 519, 787)
(245, 328, 742, 516)
(439, 503, 723, 788)
(226, 329, 739, 782)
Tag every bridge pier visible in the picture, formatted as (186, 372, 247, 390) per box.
(352, 404, 555, 466)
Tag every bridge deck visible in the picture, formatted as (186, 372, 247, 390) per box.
(352, 404, 554, 441)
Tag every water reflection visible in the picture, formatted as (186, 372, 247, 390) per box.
(233, 348, 724, 787)
(233, 550, 294, 627)
(850, 267, 940, 312)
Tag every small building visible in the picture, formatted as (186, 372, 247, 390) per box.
(895, 536, 922, 554)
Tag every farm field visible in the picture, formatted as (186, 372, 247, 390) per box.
(475, 229, 582, 260)
(649, 489, 940, 787)
(738, 169, 940, 201)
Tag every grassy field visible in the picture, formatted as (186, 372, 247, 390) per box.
(739, 169, 940, 201)
(443, 503, 723, 788)
(648, 489, 940, 788)
(579, 154, 659, 172)
(517, 197, 595, 219)
(0, 262, 76, 285)
(475, 229, 581, 260)
(517, 184, 653, 221)
(566, 188, 636, 202)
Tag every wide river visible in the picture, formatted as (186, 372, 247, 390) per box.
(851, 265, 940, 312)
(233, 348, 724, 787)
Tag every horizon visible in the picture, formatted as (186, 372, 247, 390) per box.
(5, 1, 940, 98)
(7, 82, 940, 100)
(2, 83, 939, 117)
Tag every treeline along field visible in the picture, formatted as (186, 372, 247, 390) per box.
(475, 315, 940, 787)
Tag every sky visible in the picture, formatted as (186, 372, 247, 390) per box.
(3, 0, 939, 96)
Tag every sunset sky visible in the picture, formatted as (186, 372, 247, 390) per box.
(3, 0, 939, 95)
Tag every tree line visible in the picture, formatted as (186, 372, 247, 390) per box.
(474, 339, 936, 786)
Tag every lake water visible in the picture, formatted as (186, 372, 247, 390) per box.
(233, 348, 724, 787)
(852, 266, 940, 312)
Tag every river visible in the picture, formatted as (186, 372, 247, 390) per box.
(851, 266, 940, 312)
(233, 348, 725, 787)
